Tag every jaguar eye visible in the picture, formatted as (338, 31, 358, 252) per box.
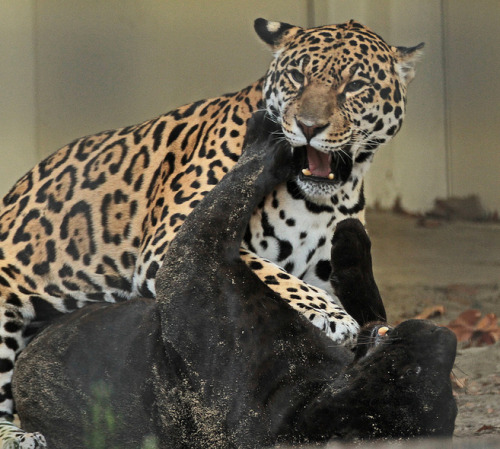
(289, 69, 305, 85)
(344, 79, 367, 93)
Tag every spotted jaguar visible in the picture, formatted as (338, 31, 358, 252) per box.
(0, 18, 422, 447)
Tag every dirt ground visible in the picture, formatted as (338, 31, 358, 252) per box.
(369, 211, 500, 446)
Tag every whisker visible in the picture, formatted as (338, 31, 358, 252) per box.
(451, 364, 469, 377)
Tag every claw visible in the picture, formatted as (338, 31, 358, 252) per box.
(377, 326, 389, 336)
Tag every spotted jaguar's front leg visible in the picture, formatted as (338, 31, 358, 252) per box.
(240, 249, 360, 346)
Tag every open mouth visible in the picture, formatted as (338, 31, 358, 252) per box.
(295, 145, 353, 184)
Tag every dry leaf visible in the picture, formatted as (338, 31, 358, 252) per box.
(475, 424, 496, 433)
(476, 313, 499, 333)
(445, 309, 500, 347)
(414, 305, 445, 320)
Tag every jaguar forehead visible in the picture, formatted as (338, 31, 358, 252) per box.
(298, 54, 311, 68)
(349, 63, 362, 77)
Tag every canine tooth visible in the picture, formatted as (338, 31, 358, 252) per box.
(302, 168, 312, 176)
(328, 173, 334, 180)
(377, 326, 389, 336)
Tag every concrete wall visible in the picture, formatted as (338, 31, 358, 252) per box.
(442, 0, 500, 214)
(0, 1, 37, 194)
(1, 0, 308, 195)
(1, 1, 499, 214)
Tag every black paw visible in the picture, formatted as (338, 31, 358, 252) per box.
(330, 219, 386, 326)
(331, 219, 371, 268)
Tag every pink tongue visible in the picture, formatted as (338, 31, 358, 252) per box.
(307, 145, 331, 177)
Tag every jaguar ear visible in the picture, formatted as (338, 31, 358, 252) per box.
(394, 42, 425, 85)
(254, 18, 302, 53)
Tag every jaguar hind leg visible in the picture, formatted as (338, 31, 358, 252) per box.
(0, 307, 46, 449)
(0, 421, 46, 449)
(0, 306, 27, 422)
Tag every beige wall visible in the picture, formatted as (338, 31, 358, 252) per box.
(0, 1, 37, 194)
(2, 0, 308, 196)
(34, 0, 308, 159)
(1, 1, 499, 214)
(443, 0, 500, 214)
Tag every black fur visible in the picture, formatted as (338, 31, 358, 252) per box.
(254, 18, 295, 48)
(330, 218, 387, 326)
(12, 112, 456, 448)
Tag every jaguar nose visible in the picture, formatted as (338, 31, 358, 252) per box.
(296, 119, 328, 143)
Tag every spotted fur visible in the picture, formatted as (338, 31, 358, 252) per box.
(0, 420, 46, 448)
(0, 18, 422, 446)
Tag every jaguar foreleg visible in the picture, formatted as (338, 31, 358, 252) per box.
(240, 250, 360, 346)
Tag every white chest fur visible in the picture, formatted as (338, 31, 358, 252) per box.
(245, 180, 365, 299)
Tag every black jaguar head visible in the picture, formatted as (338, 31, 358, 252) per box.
(298, 319, 457, 441)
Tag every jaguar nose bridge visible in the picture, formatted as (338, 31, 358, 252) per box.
(297, 85, 335, 129)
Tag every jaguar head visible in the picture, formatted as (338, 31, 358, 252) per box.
(255, 18, 423, 201)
